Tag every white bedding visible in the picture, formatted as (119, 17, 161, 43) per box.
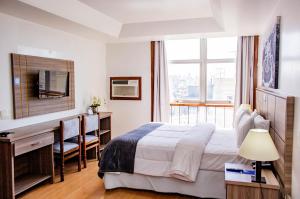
(134, 124, 248, 179)
(168, 123, 214, 181)
(200, 128, 249, 170)
(103, 123, 248, 199)
(134, 124, 192, 177)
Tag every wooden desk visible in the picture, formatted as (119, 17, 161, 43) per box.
(0, 130, 54, 199)
(225, 163, 280, 199)
(0, 112, 112, 199)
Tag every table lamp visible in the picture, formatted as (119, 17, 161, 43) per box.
(239, 129, 279, 183)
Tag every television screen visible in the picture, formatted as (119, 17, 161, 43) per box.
(39, 70, 69, 99)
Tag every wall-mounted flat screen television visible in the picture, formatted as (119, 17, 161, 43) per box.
(39, 70, 69, 99)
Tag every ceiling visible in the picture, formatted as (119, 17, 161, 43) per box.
(79, 0, 213, 24)
(0, 0, 280, 42)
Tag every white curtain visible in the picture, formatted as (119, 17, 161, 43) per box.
(234, 36, 256, 111)
(153, 41, 170, 122)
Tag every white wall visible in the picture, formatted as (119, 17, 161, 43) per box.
(106, 42, 151, 137)
(259, 0, 300, 198)
(0, 13, 107, 131)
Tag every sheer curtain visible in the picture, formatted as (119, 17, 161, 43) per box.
(234, 36, 259, 111)
(151, 41, 170, 122)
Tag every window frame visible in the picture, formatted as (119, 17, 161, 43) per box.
(167, 37, 236, 104)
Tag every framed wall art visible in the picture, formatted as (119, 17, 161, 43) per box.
(262, 16, 281, 89)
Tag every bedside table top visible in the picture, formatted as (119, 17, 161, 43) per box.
(225, 163, 280, 190)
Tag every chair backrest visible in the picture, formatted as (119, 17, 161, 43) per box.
(61, 117, 80, 140)
(83, 114, 99, 134)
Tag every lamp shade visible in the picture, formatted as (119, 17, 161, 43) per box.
(239, 129, 279, 161)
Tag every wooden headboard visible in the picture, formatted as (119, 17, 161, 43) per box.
(256, 88, 294, 197)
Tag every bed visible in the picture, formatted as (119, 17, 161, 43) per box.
(99, 88, 295, 199)
(103, 126, 248, 198)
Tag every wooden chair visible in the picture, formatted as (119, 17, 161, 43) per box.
(54, 116, 81, 182)
(81, 113, 100, 168)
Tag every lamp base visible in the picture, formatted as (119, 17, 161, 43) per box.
(251, 175, 266, 183)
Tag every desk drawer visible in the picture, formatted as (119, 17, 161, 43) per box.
(15, 132, 54, 156)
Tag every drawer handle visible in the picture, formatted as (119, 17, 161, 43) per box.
(31, 142, 41, 146)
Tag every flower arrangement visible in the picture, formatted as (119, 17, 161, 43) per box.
(90, 96, 101, 113)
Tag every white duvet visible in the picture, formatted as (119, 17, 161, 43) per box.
(134, 123, 248, 182)
(134, 123, 215, 182)
(167, 124, 214, 181)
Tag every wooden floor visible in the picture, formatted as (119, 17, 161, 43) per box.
(19, 161, 195, 199)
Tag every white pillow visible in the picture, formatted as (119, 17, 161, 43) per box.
(233, 105, 251, 128)
(254, 115, 270, 130)
(236, 112, 255, 147)
(251, 109, 258, 118)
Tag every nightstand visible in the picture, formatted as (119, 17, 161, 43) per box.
(225, 163, 280, 199)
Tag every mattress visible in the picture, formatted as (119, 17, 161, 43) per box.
(104, 169, 226, 199)
(134, 125, 248, 177)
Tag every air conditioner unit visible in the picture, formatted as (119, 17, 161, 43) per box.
(110, 77, 141, 100)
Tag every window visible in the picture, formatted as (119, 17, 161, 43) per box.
(206, 63, 236, 102)
(168, 63, 200, 101)
(166, 39, 200, 60)
(207, 37, 237, 59)
(166, 37, 237, 104)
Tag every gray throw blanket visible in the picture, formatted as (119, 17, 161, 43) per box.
(98, 123, 163, 178)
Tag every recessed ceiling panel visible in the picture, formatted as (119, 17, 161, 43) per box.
(80, 0, 213, 23)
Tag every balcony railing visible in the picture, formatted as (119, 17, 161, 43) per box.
(170, 102, 234, 128)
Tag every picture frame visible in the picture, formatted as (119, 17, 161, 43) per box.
(262, 16, 281, 89)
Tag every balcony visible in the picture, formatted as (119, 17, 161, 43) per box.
(170, 102, 234, 128)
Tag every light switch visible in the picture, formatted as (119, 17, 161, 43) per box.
(14, 77, 20, 86)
